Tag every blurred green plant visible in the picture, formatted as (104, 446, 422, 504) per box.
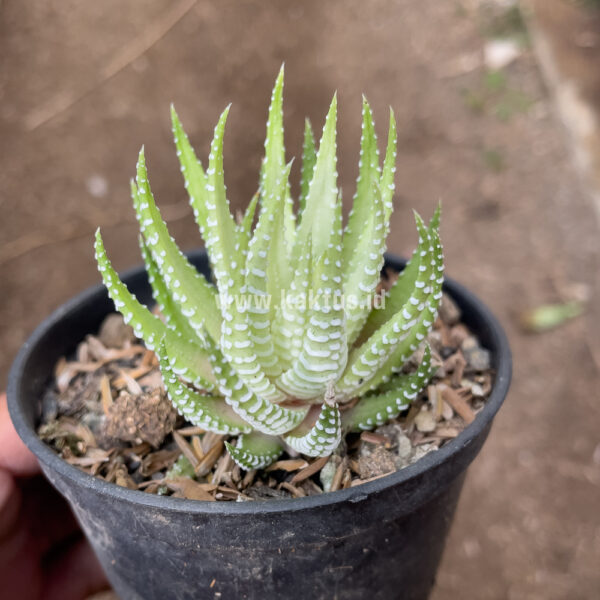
(461, 70, 532, 121)
(484, 70, 507, 92)
(519, 301, 584, 333)
(482, 148, 505, 172)
(167, 454, 196, 478)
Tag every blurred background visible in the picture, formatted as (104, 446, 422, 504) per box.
(1, 0, 599, 597)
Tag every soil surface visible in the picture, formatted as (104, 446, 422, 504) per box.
(38, 298, 491, 502)
(2, 1, 599, 598)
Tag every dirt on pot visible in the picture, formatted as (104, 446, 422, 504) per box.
(38, 281, 494, 502)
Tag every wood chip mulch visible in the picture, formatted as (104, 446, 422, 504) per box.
(38, 283, 495, 502)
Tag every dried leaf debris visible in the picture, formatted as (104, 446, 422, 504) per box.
(39, 296, 494, 502)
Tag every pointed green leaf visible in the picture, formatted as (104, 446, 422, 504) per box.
(219, 307, 286, 404)
(159, 347, 251, 435)
(271, 235, 313, 372)
(237, 191, 259, 256)
(357, 205, 440, 344)
(351, 226, 444, 397)
(354, 299, 436, 397)
(225, 432, 283, 470)
(260, 65, 286, 210)
(139, 237, 217, 388)
(357, 230, 444, 395)
(95, 229, 163, 351)
(219, 294, 286, 403)
(219, 174, 291, 399)
(132, 152, 221, 342)
(337, 215, 439, 397)
(341, 108, 397, 345)
(284, 402, 341, 457)
(139, 236, 198, 343)
(277, 201, 347, 400)
(520, 301, 584, 332)
(343, 345, 434, 431)
(298, 118, 316, 222)
(379, 109, 397, 224)
(206, 335, 308, 435)
(262, 162, 294, 309)
(219, 69, 293, 384)
(95, 230, 215, 390)
(201, 106, 244, 295)
(342, 180, 386, 345)
(429, 201, 441, 231)
(295, 94, 338, 258)
(170, 105, 208, 230)
(162, 334, 217, 391)
(241, 165, 293, 378)
(283, 186, 296, 257)
(342, 98, 380, 267)
(259, 67, 293, 299)
(172, 105, 247, 267)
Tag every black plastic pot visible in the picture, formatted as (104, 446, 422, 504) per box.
(8, 251, 511, 600)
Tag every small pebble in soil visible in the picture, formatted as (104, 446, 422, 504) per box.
(449, 324, 470, 348)
(414, 408, 437, 433)
(439, 294, 461, 325)
(358, 443, 397, 478)
(462, 337, 492, 371)
(98, 313, 135, 349)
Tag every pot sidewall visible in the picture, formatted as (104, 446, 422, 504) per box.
(7, 251, 512, 600)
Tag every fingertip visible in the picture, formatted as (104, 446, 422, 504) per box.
(0, 468, 21, 541)
(0, 393, 41, 476)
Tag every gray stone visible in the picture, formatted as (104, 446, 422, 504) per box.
(358, 445, 397, 479)
(463, 346, 491, 371)
(98, 313, 136, 349)
(415, 409, 437, 433)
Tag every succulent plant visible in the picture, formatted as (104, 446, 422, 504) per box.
(94, 67, 444, 471)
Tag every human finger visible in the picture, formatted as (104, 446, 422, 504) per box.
(0, 468, 21, 541)
(0, 393, 40, 477)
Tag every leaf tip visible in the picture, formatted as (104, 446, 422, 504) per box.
(170, 103, 179, 123)
(388, 106, 396, 127)
(361, 94, 372, 114)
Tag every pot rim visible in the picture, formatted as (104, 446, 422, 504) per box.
(8, 252, 511, 516)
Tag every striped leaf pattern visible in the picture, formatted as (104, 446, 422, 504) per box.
(94, 68, 446, 471)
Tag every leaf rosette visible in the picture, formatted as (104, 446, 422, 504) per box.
(95, 67, 444, 470)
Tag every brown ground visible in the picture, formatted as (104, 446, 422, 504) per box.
(528, 0, 600, 216)
(1, 1, 599, 598)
